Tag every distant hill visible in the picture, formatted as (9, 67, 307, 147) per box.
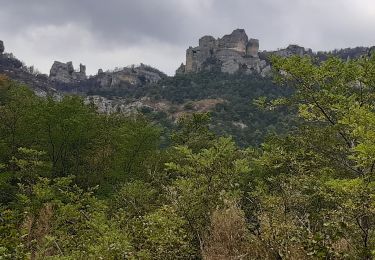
(0, 30, 373, 145)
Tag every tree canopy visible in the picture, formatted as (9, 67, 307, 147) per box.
(1, 53, 375, 259)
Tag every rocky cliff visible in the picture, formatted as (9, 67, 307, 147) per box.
(0, 35, 374, 117)
(49, 61, 87, 84)
(0, 40, 166, 99)
(267, 44, 313, 57)
(48, 60, 165, 93)
(0, 41, 55, 96)
(90, 64, 164, 90)
(177, 29, 375, 77)
(177, 29, 269, 75)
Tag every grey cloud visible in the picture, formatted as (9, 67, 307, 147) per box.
(0, 0, 208, 47)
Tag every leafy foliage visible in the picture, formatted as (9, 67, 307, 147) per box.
(1, 53, 375, 259)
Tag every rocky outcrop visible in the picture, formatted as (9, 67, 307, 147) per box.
(181, 29, 268, 75)
(218, 29, 248, 54)
(91, 64, 164, 90)
(0, 46, 164, 94)
(49, 61, 87, 84)
(0, 41, 54, 94)
(50, 63, 166, 96)
(176, 63, 186, 75)
(0, 40, 4, 54)
(247, 39, 259, 57)
(179, 30, 333, 76)
(47, 61, 165, 93)
(270, 44, 313, 57)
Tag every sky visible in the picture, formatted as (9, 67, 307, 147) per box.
(0, 0, 374, 75)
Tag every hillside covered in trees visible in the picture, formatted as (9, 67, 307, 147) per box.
(87, 71, 296, 147)
(1, 53, 375, 259)
(1, 35, 372, 148)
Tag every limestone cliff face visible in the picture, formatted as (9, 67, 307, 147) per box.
(182, 29, 268, 75)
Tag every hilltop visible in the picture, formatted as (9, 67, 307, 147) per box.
(0, 30, 374, 145)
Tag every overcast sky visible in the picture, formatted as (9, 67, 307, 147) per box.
(1, 0, 374, 75)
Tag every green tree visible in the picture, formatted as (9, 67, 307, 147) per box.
(133, 206, 196, 259)
(166, 137, 249, 252)
(171, 112, 215, 152)
(111, 116, 161, 182)
(37, 96, 99, 178)
(0, 78, 40, 169)
(243, 54, 375, 258)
